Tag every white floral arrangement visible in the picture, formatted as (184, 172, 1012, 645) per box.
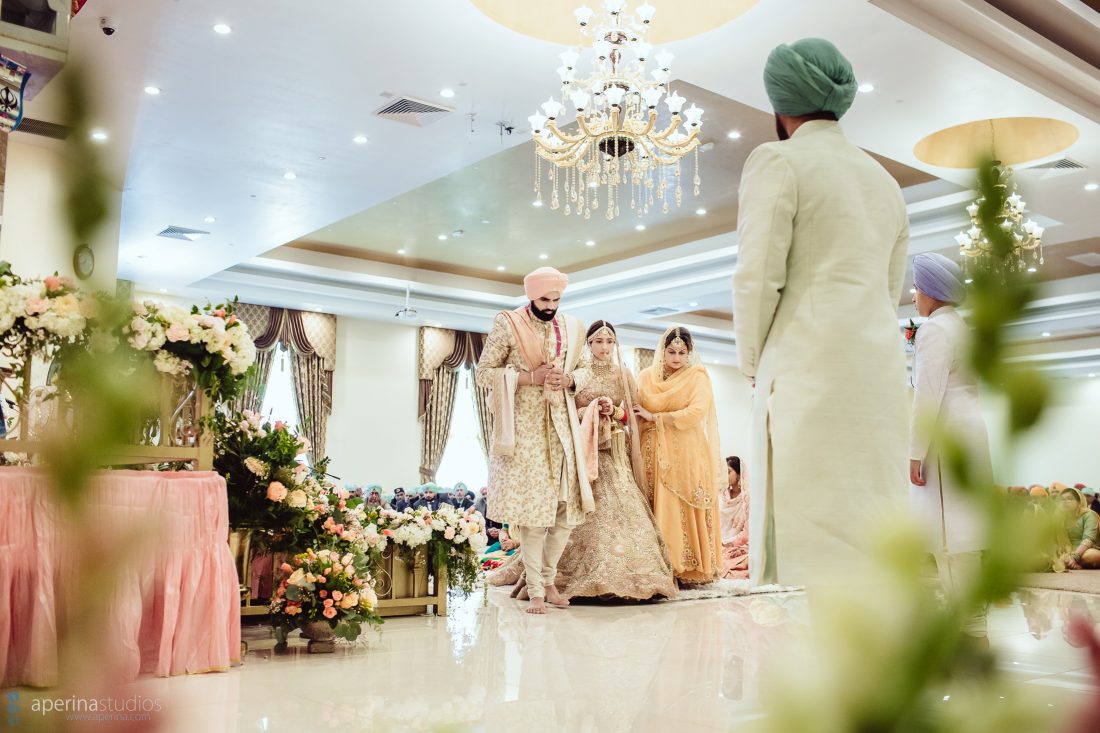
(124, 299, 256, 401)
(0, 270, 89, 360)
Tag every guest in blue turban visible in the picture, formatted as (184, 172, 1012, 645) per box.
(763, 37, 858, 140)
(912, 252, 966, 305)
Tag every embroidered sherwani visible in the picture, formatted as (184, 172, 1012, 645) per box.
(475, 309, 585, 528)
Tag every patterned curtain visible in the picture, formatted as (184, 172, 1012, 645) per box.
(291, 350, 331, 461)
(417, 328, 487, 481)
(232, 348, 276, 415)
(470, 370, 493, 460)
(635, 348, 655, 373)
(233, 303, 337, 460)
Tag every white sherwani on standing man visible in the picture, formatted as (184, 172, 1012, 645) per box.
(734, 38, 911, 586)
(476, 266, 592, 614)
(909, 252, 992, 637)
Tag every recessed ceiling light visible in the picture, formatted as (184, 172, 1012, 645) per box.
(397, 248, 406, 255)
(283, 171, 297, 180)
(352, 134, 368, 144)
(496, 265, 506, 271)
(696, 208, 707, 215)
(585, 239, 596, 247)
(1027, 266, 1037, 273)
(481, 219, 491, 224)
(89, 129, 108, 142)
(539, 253, 549, 260)
(532, 200, 543, 207)
(726, 130, 741, 140)
(434, 323, 444, 328)
(689, 301, 699, 307)
(213, 23, 232, 35)
(858, 83, 875, 93)
(635, 223, 646, 231)
(159, 288, 167, 293)
(1086, 183, 1099, 191)
(1090, 373, 1097, 378)
(1041, 331, 1051, 337)
(440, 88, 456, 98)
(204, 216, 216, 223)
(144, 86, 161, 96)
(964, 278, 973, 284)
(437, 234, 448, 241)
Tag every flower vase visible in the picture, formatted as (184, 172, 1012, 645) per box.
(300, 620, 336, 654)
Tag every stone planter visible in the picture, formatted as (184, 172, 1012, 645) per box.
(300, 620, 336, 654)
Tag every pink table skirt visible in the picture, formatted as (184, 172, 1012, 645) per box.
(0, 468, 241, 687)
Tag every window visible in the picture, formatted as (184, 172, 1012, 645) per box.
(260, 346, 303, 432)
(435, 369, 488, 490)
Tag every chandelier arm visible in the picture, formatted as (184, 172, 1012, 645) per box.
(651, 114, 684, 141)
(546, 121, 585, 144)
(638, 109, 658, 137)
(575, 115, 601, 140)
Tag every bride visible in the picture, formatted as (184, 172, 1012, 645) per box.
(488, 320, 676, 601)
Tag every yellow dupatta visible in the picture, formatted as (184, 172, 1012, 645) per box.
(638, 363, 725, 509)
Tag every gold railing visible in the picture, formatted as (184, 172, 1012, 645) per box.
(0, 363, 213, 469)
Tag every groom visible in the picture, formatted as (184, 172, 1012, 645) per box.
(475, 266, 592, 614)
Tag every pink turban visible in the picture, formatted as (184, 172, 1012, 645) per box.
(523, 267, 569, 300)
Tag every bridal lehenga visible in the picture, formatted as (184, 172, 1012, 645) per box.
(488, 352, 676, 601)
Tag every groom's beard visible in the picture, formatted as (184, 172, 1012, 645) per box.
(530, 302, 557, 321)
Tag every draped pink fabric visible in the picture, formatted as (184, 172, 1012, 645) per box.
(0, 468, 240, 687)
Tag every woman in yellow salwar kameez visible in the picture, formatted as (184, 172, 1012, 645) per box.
(634, 326, 726, 585)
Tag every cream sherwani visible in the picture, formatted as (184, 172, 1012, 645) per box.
(475, 308, 590, 598)
(734, 120, 910, 586)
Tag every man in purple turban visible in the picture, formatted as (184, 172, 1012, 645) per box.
(912, 252, 966, 305)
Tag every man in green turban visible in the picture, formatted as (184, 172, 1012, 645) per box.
(734, 38, 912, 588)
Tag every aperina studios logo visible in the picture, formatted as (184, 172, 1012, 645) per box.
(3, 692, 162, 726)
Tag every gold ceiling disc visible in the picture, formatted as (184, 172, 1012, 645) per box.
(470, 0, 758, 45)
(914, 117, 1078, 168)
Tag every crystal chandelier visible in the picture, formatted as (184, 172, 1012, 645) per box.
(527, 1, 704, 221)
(955, 161, 1044, 273)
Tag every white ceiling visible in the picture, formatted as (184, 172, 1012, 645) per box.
(19, 0, 1100, 371)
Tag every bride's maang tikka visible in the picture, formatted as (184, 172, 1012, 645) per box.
(588, 322, 616, 343)
(668, 327, 687, 351)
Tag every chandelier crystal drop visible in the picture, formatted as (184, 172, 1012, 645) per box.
(955, 161, 1044, 273)
(528, 1, 704, 221)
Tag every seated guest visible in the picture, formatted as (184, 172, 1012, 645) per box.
(474, 486, 488, 517)
(720, 456, 749, 580)
(413, 483, 449, 511)
(1078, 485, 1100, 516)
(452, 483, 474, 510)
(1056, 487, 1100, 570)
(366, 487, 384, 509)
(391, 487, 409, 512)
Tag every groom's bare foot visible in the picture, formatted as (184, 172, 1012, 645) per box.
(526, 596, 547, 614)
(545, 585, 570, 607)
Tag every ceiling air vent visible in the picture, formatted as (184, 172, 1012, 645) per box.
(1021, 157, 1086, 179)
(13, 117, 72, 140)
(1068, 252, 1100, 268)
(156, 226, 209, 242)
(374, 96, 454, 127)
(640, 306, 678, 316)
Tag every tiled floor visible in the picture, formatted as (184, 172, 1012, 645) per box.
(59, 587, 1100, 731)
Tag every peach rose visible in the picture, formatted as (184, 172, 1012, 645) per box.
(44, 275, 62, 292)
(319, 590, 328, 598)
(165, 323, 189, 342)
(323, 607, 337, 619)
(338, 592, 357, 609)
(323, 599, 334, 608)
(213, 308, 227, 318)
(266, 481, 288, 502)
(331, 590, 343, 601)
(280, 562, 292, 573)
